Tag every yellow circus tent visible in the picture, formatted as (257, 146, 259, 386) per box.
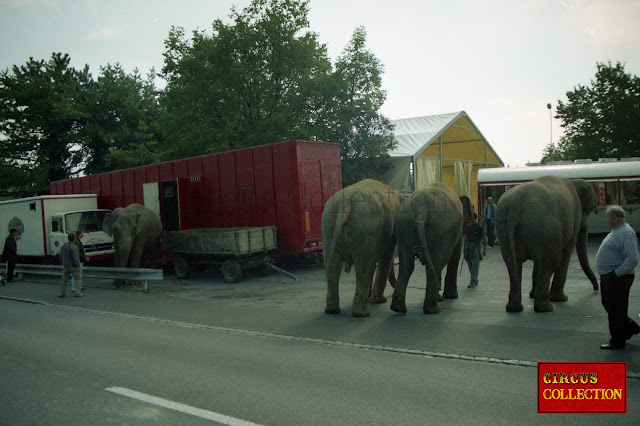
(377, 111, 504, 210)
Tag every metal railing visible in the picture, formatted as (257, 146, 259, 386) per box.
(1, 263, 164, 292)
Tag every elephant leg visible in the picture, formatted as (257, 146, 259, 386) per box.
(506, 261, 524, 313)
(391, 246, 414, 314)
(532, 261, 554, 313)
(423, 266, 442, 314)
(443, 239, 462, 299)
(529, 267, 536, 299)
(370, 245, 394, 304)
(128, 242, 144, 269)
(352, 256, 377, 317)
(324, 253, 343, 314)
(549, 246, 572, 302)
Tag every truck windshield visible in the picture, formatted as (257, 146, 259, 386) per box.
(65, 211, 109, 233)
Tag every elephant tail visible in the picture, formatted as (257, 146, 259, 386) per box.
(505, 206, 520, 278)
(417, 218, 440, 287)
(324, 205, 351, 266)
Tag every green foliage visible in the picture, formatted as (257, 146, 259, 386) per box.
(160, 0, 332, 158)
(0, 54, 163, 196)
(326, 26, 396, 185)
(82, 64, 162, 174)
(1, 0, 394, 194)
(159, 0, 394, 186)
(549, 61, 640, 161)
(0, 53, 91, 196)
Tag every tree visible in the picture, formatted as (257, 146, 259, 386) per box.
(160, 0, 332, 158)
(325, 26, 396, 185)
(546, 61, 640, 162)
(0, 53, 91, 196)
(82, 64, 162, 174)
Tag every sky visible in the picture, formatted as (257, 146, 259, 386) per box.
(1, 0, 639, 167)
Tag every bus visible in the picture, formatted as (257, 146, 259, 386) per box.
(476, 159, 640, 233)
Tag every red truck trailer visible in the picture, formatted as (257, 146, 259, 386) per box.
(50, 140, 342, 257)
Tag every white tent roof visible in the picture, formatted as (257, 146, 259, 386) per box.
(389, 111, 504, 166)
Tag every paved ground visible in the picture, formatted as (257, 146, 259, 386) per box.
(3, 234, 640, 376)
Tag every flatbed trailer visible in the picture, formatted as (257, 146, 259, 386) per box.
(163, 226, 277, 282)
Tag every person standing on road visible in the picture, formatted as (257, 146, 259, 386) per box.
(2, 228, 19, 282)
(71, 229, 87, 293)
(463, 213, 488, 288)
(483, 197, 496, 248)
(59, 232, 84, 298)
(596, 205, 639, 350)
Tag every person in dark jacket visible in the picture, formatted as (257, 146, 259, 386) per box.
(463, 213, 488, 288)
(2, 228, 19, 282)
(59, 232, 84, 298)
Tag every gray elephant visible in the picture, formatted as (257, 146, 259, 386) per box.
(322, 179, 404, 317)
(495, 176, 598, 313)
(102, 203, 163, 287)
(391, 183, 473, 314)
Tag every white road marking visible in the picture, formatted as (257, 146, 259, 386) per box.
(106, 386, 262, 425)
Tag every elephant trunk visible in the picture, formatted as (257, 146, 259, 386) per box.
(114, 237, 132, 268)
(576, 226, 598, 291)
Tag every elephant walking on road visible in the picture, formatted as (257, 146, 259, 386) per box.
(322, 179, 404, 317)
(391, 183, 473, 314)
(495, 176, 598, 313)
(102, 203, 163, 287)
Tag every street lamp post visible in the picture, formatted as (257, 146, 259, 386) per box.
(547, 103, 552, 146)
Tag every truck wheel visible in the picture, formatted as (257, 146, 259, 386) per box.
(222, 259, 242, 283)
(174, 256, 191, 279)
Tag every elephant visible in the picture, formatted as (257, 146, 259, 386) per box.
(322, 179, 405, 317)
(391, 183, 473, 314)
(495, 176, 598, 313)
(102, 203, 163, 287)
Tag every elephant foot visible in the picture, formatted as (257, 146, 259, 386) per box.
(534, 301, 554, 313)
(390, 296, 407, 314)
(423, 300, 441, 314)
(442, 291, 458, 299)
(506, 301, 524, 313)
(352, 296, 370, 317)
(325, 304, 341, 314)
(369, 294, 387, 304)
(550, 292, 568, 302)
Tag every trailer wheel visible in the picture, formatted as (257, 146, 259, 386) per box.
(222, 259, 242, 283)
(174, 256, 191, 279)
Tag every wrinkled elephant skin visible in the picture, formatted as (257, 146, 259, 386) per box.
(322, 179, 404, 317)
(495, 176, 598, 313)
(391, 184, 473, 315)
(102, 203, 163, 286)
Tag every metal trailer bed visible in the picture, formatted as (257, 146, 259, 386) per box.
(162, 226, 277, 283)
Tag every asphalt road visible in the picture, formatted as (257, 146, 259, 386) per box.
(1, 234, 639, 424)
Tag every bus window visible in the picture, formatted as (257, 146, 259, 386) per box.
(622, 181, 640, 204)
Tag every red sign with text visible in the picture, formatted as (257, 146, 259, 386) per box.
(537, 362, 627, 413)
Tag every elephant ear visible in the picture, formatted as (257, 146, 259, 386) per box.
(572, 179, 597, 215)
(102, 213, 113, 237)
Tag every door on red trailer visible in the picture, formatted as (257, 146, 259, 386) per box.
(159, 178, 190, 231)
(299, 160, 341, 251)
